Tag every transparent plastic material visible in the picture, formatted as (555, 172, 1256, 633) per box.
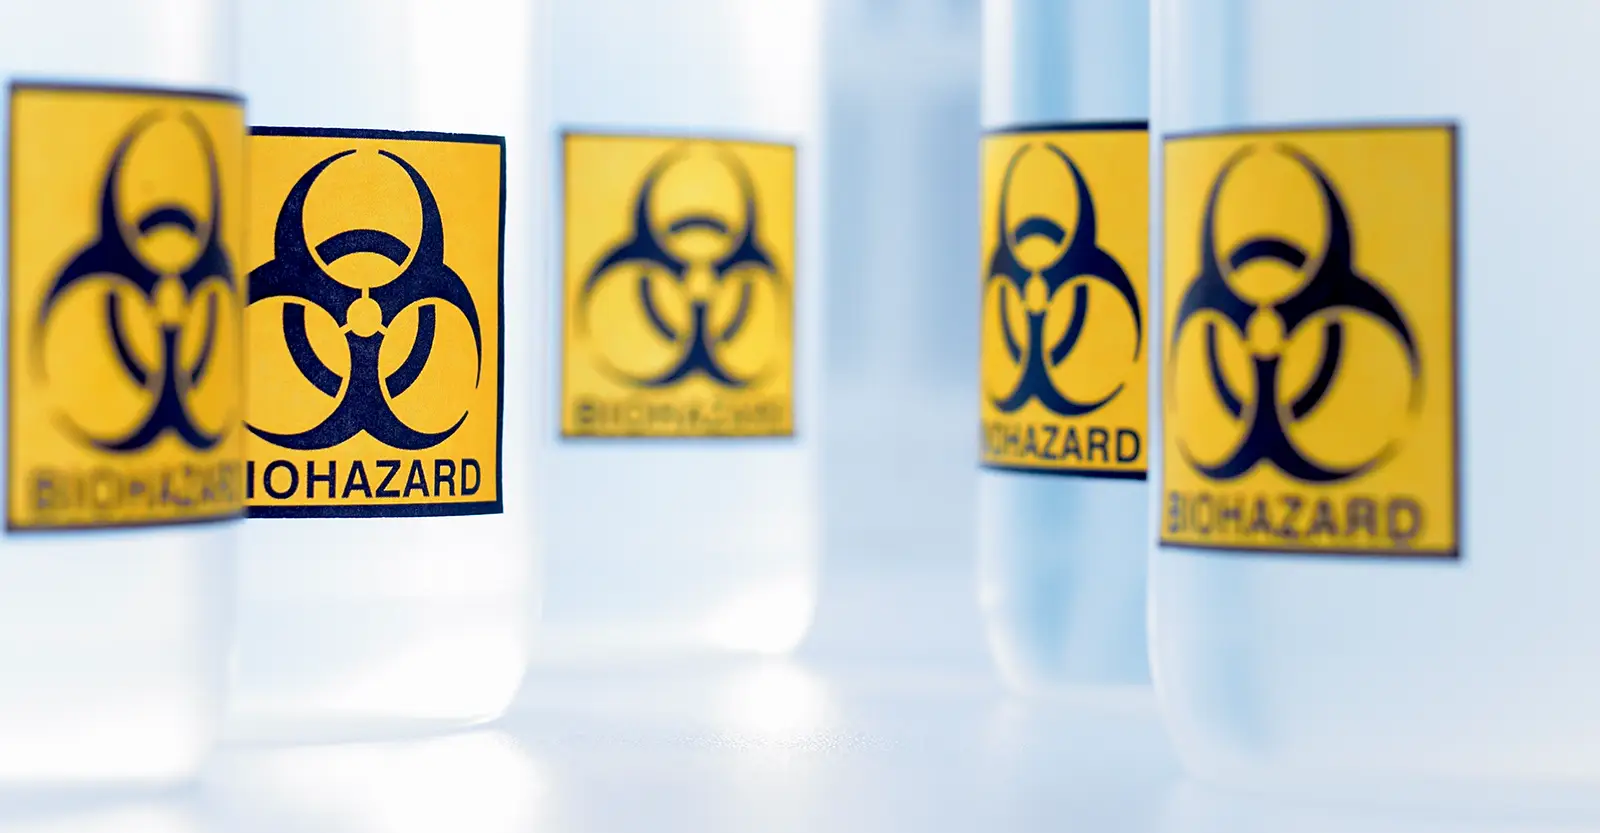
(819, 0, 981, 613)
(1151, 0, 1600, 801)
(538, 0, 822, 662)
(228, 0, 545, 741)
(977, 0, 1151, 690)
(0, 0, 236, 785)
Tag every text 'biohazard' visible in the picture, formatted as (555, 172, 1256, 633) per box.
(979, 124, 1149, 478)
(1160, 124, 1458, 556)
(561, 132, 796, 439)
(244, 127, 504, 518)
(7, 84, 246, 530)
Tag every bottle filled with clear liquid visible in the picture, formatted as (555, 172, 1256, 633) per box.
(977, 0, 1151, 690)
(228, 0, 546, 741)
(1152, 0, 1600, 802)
(0, 0, 244, 783)
(539, 0, 822, 661)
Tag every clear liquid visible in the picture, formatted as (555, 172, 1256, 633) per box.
(977, 0, 1152, 691)
(1151, 0, 1600, 799)
(231, 0, 544, 739)
(537, 0, 822, 663)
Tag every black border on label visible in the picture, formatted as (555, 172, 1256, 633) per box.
(980, 462, 1148, 481)
(5, 80, 247, 533)
(984, 119, 1148, 136)
(244, 125, 507, 519)
(1155, 120, 1461, 560)
(249, 500, 502, 520)
(554, 128, 801, 444)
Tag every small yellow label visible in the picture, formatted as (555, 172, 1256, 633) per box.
(559, 132, 796, 438)
(243, 128, 504, 518)
(1159, 124, 1458, 556)
(7, 84, 246, 530)
(978, 124, 1149, 478)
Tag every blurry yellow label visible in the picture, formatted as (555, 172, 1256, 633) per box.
(560, 132, 796, 438)
(243, 128, 504, 518)
(7, 84, 246, 530)
(1159, 124, 1458, 556)
(978, 124, 1149, 478)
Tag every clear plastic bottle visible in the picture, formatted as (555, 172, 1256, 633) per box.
(1151, 0, 1600, 802)
(0, 0, 242, 784)
(538, 0, 821, 662)
(815, 0, 984, 658)
(228, 0, 545, 741)
(977, 0, 1152, 690)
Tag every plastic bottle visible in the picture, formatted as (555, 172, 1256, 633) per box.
(0, 0, 243, 783)
(228, 0, 545, 740)
(1151, 0, 1600, 802)
(538, 0, 822, 662)
(813, 0, 985, 666)
(977, 0, 1151, 690)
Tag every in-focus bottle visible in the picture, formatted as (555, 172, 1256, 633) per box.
(1152, 0, 1600, 803)
(537, 0, 822, 662)
(977, 0, 1151, 690)
(0, 0, 244, 783)
(228, 0, 545, 741)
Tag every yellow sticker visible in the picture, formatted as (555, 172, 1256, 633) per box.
(1159, 124, 1458, 556)
(560, 132, 796, 438)
(7, 84, 246, 531)
(243, 128, 504, 518)
(979, 124, 1150, 478)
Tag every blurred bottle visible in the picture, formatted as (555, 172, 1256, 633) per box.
(0, 0, 243, 783)
(538, 0, 821, 662)
(229, 0, 545, 741)
(977, 0, 1152, 691)
(1151, 0, 1600, 801)
(805, 0, 986, 670)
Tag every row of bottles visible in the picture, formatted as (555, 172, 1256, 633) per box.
(0, 0, 820, 784)
(9, 0, 1591, 807)
(990, 0, 1600, 804)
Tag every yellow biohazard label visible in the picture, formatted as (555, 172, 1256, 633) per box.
(243, 128, 504, 518)
(979, 123, 1149, 478)
(6, 83, 246, 531)
(559, 132, 796, 438)
(1159, 124, 1458, 556)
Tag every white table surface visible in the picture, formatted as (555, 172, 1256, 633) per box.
(2, 560, 1591, 833)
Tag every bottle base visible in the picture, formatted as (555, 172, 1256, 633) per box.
(0, 526, 230, 787)
(531, 587, 817, 668)
(984, 618, 1152, 693)
(225, 595, 527, 745)
(978, 471, 1150, 691)
(222, 710, 503, 747)
(0, 672, 217, 787)
(1153, 551, 1600, 814)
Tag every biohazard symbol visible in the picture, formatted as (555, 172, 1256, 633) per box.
(1168, 143, 1422, 483)
(247, 148, 482, 451)
(35, 110, 234, 453)
(577, 144, 783, 389)
(986, 142, 1143, 416)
